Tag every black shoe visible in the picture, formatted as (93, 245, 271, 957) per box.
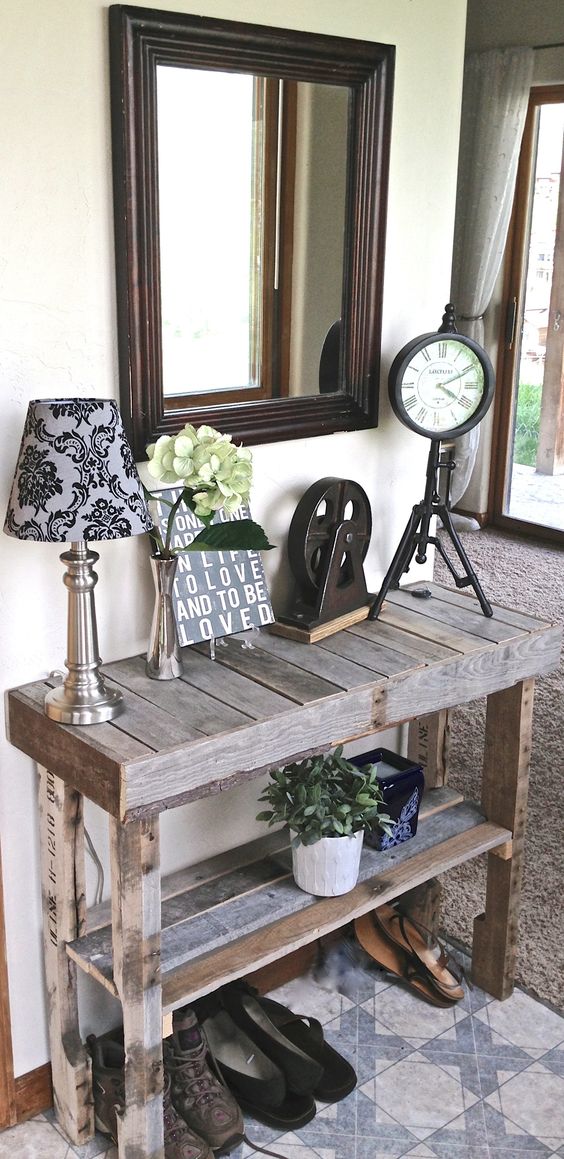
(219, 981, 324, 1095)
(192, 994, 316, 1130)
(253, 994, 357, 1102)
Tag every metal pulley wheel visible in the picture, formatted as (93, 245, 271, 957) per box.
(287, 477, 372, 604)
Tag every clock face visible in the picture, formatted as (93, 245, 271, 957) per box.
(389, 333, 494, 440)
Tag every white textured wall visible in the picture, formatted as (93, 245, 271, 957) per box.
(0, 0, 467, 1075)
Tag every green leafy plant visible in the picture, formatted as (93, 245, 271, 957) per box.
(256, 746, 393, 847)
(143, 423, 274, 558)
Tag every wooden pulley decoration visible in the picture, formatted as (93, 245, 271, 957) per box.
(273, 477, 373, 642)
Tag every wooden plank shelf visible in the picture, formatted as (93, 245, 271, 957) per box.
(66, 789, 510, 1011)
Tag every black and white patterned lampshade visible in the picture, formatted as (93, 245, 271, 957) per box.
(4, 398, 153, 543)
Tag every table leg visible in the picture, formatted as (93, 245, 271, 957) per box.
(38, 767, 94, 1145)
(407, 708, 451, 788)
(404, 710, 451, 929)
(472, 678, 534, 999)
(110, 816, 163, 1159)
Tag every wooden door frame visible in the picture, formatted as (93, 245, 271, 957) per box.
(0, 840, 53, 1130)
(0, 843, 16, 1129)
(489, 84, 564, 544)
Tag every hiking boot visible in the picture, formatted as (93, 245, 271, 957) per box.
(86, 1033, 213, 1158)
(163, 1072, 213, 1159)
(164, 1007, 244, 1153)
(86, 1034, 125, 1143)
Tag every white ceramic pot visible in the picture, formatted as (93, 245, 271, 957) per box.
(291, 829, 364, 896)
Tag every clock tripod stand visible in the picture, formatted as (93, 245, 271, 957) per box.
(369, 438, 493, 619)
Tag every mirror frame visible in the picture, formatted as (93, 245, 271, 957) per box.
(109, 5, 395, 456)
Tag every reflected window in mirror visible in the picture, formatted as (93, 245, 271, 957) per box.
(109, 7, 394, 453)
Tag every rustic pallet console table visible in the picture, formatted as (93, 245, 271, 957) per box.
(6, 581, 561, 1158)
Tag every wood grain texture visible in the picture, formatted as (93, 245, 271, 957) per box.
(407, 581, 550, 631)
(7, 687, 124, 815)
(407, 710, 451, 789)
(67, 801, 509, 1006)
(14, 1064, 53, 1123)
(110, 817, 164, 1159)
(472, 679, 535, 999)
(6, 590, 561, 823)
(196, 635, 342, 701)
(374, 626, 560, 731)
(86, 829, 293, 935)
(120, 684, 378, 819)
(348, 616, 456, 661)
(406, 709, 451, 933)
(316, 630, 424, 676)
(7, 587, 560, 1159)
(385, 588, 522, 643)
(178, 648, 295, 717)
(270, 605, 371, 642)
(161, 819, 509, 1011)
(0, 843, 16, 1130)
(37, 769, 94, 1146)
(119, 624, 559, 818)
(105, 655, 252, 733)
(239, 629, 381, 689)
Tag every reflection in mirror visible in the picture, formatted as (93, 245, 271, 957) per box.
(157, 69, 348, 403)
(157, 68, 262, 398)
(109, 7, 394, 452)
(290, 84, 348, 397)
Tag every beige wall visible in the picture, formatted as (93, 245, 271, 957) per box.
(0, 0, 467, 1074)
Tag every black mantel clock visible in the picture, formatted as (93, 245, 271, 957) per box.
(369, 304, 495, 620)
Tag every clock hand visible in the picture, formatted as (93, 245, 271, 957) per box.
(437, 383, 459, 402)
(439, 365, 474, 387)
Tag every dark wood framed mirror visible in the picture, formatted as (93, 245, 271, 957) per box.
(109, 6, 394, 455)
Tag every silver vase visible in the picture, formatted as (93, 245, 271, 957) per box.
(146, 555, 183, 680)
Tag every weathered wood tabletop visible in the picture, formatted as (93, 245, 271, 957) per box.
(5, 582, 562, 1159)
(6, 582, 561, 822)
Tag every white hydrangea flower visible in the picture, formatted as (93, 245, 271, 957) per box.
(146, 424, 253, 514)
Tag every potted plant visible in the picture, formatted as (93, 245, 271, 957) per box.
(256, 746, 393, 896)
(142, 423, 273, 679)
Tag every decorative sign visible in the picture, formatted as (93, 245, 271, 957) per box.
(153, 489, 274, 647)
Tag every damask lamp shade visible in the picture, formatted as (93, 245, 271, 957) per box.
(4, 398, 153, 724)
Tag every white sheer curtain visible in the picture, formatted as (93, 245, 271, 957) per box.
(449, 46, 534, 508)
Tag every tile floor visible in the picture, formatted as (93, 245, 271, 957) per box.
(3, 955, 564, 1159)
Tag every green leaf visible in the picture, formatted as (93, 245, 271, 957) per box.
(187, 519, 274, 552)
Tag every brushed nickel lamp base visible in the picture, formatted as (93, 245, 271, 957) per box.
(44, 541, 123, 725)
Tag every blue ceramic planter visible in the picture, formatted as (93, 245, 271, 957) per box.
(351, 747, 424, 851)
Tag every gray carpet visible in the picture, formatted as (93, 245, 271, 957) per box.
(432, 527, 564, 1011)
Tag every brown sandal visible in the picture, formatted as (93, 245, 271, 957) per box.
(354, 911, 458, 1008)
(371, 903, 465, 1001)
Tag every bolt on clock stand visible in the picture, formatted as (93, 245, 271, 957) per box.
(369, 439, 493, 620)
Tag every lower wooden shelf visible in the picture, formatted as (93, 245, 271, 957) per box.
(67, 788, 511, 1013)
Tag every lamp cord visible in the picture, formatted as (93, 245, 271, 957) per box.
(84, 827, 104, 906)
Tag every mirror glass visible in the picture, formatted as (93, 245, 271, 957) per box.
(109, 7, 394, 453)
(157, 68, 348, 401)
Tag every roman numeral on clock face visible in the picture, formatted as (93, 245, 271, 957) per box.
(404, 394, 417, 411)
(459, 395, 473, 409)
(416, 406, 428, 423)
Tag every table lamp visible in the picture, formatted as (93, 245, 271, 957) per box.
(4, 398, 153, 724)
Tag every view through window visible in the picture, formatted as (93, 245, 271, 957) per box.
(506, 96, 564, 531)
